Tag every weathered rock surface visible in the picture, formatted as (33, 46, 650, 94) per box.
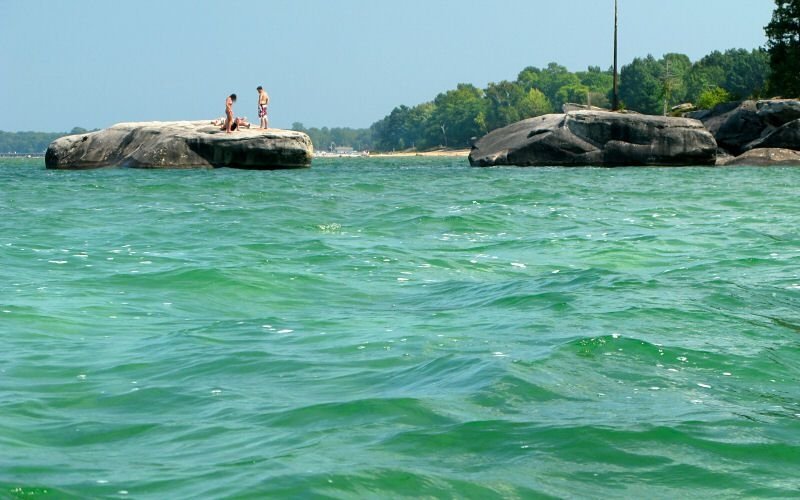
(756, 99, 800, 127)
(469, 111, 717, 167)
(744, 119, 800, 152)
(688, 101, 763, 155)
(671, 103, 696, 114)
(714, 148, 735, 166)
(688, 99, 800, 155)
(45, 121, 313, 170)
(719, 148, 800, 166)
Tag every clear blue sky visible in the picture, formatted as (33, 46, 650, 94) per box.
(0, 0, 775, 132)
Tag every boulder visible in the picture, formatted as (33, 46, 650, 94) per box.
(714, 148, 735, 166)
(671, 103, 696, 114)
(688, 99, 800, 155)
(744, 119, 800, 151)
(468, 111, 717, 167)
(720, 148, 800, 166)
(690, 101, 765, 155)
(756, 99, 800, 127)
(45, 121, 313, 170)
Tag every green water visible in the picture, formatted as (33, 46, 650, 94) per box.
(1, 157, 799, 498)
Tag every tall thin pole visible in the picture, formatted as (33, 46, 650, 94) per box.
(612, 0, 619, 111)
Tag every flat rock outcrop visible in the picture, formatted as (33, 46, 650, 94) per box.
(45, 121, 313, 170)
(719, 148, 800, 166)
(469, 111, 717, 167)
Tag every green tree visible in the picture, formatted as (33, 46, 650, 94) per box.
(696, 86, 733, 110)
(577, 66, 613, 92)
(370, 102, 436, 151)
(723, 49, 770, 99)
(659, 53, 692, 110)
(619, 55, 664, 114)
(430, 84, 487, 148)
(484, 80, 525, 130)
(765, 0, 800, 96)
(517, 88, 553, 118)
(516, 66, 542, 92)
(517, 63, 582, 110)
(557, 82, 591, 107)
(371, 105, 414, 150)
(577, 66, 614, 108)
(685, 49, 769, 102)
(536, 63, 581, 110)
(685, 58, 727, 103)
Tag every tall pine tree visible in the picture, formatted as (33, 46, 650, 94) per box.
(765, 0, 800, 97)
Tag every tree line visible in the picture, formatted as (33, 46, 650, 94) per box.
(0, 128, 90, 154)
(369, 48, 770, 152)
(290, 123, 373, 152)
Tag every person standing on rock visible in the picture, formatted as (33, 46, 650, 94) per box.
(224, 94, 237, 133)
(257, 86, 269, 129)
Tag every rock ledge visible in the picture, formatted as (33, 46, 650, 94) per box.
(45, 121, 313, 170)
(719, 148, 800, 167)
(469, 111, 717, 167)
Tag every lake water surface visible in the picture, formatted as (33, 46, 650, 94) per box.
(2, 157, 799, 497)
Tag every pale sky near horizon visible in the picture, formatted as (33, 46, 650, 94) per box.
(0, 0, 775, 132)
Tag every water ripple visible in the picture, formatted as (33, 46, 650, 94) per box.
(2, 159, 800, 497)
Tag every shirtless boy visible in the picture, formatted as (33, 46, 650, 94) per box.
(224, 94, 237, 133)
(257, 86, 269, 129)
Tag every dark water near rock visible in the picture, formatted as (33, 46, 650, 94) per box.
(2, 157, 799, 498)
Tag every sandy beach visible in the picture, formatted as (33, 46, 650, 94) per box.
(368, 149, 470, 158)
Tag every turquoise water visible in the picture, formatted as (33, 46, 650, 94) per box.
(2, 157, 799, 498)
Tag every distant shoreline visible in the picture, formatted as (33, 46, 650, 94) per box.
(313, 148, 470, 159)
(369, 149, 470, 158)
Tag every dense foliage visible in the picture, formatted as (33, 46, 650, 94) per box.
(696, 86, 733, 111)
(0, 128, 90, 154)
(765, 0, 800, 97)
(369, 48, 768, 151)
(620, 49, 768, 115)
(290, 123, 373, 152)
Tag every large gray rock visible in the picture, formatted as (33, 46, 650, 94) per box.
(45, 121, 313, 170)
(690, 101, 764, 155)
(756, 99, 800, 127)
(468, 111, 717, 167)
(688, 99, 800, 155)
(744, 119, 800, 151)
(720, 148, 800, 166)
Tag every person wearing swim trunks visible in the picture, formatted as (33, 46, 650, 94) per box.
(257, 86, 269, 129)
(224, 93, 237, 133)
